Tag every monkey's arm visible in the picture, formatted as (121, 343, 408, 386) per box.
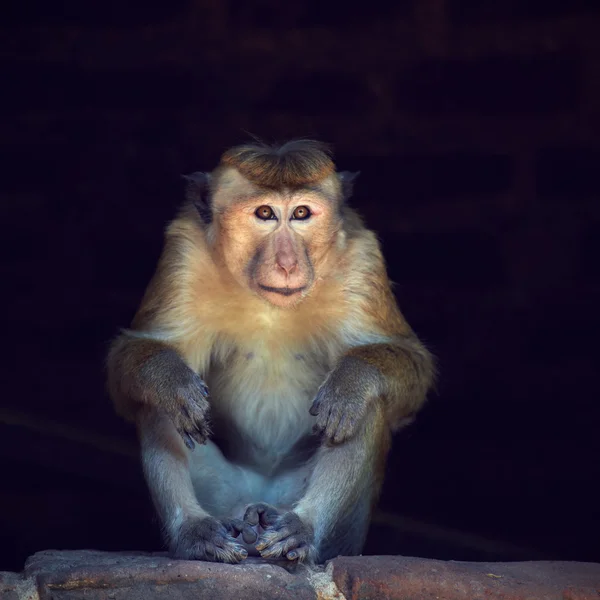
(310, 335, 433, 443)
(346, 334, 434, 426)
(107, 334, 210, 448)
(311, 236, 435, 442)
(106, 225, 212, 449)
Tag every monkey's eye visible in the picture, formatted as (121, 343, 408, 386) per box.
(255, 205, 275, 220)
(292, 206, 311, 220)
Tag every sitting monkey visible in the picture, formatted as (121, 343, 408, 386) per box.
(106, 140, 434, 564)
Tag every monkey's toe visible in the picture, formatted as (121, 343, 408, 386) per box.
(224, 517, 258, 544)
(243, 502, 280, 528)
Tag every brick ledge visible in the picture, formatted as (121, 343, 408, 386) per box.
(1, 550, 599, 599)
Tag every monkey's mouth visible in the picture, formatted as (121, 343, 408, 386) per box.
(258, 284, 306, 296)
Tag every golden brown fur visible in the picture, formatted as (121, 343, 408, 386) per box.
(106, 139, 435, 564)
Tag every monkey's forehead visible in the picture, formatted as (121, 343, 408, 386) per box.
(212, 167, 342, 208)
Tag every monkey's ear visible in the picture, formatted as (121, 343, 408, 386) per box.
(182, 172, 212, 225)
(338, 171, 360, 202)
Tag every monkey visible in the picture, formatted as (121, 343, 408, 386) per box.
(106, 139, 435, 565)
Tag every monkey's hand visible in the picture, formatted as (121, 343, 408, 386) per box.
(173, 515, 254, 563)
(309, 356, 383, 444)
(116, 340, 212, 449)
(164, 371, 211, 451)
(243, 503, 315, 563)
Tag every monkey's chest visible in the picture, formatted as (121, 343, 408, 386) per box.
(206, 351, 325, 463)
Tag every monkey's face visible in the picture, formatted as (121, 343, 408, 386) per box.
(217, 192, 342, 308)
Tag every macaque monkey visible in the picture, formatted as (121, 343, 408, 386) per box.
(106, 140, 434, 564)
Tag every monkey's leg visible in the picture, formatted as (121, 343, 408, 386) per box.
(247, 403, 390, 563)
(138, 411, 255, 563)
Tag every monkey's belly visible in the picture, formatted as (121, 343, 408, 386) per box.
(188, 439, 312, 520)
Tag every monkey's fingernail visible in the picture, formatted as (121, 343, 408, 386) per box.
(184, 434, 195, 450)
(256, 542, 267, 551)
(239, 549, 248, 559)
(287, 551, 298, 560)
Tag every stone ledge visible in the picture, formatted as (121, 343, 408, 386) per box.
(1, 550, 599, 599)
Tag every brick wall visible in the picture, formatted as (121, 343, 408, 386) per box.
(1, 0, 599, 571)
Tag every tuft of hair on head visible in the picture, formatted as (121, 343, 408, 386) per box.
(219, 139, 336, 189)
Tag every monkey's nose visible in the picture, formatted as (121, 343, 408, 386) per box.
(276, 254, 298, 275)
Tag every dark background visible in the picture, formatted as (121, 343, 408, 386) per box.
(1, 0, 599, 573)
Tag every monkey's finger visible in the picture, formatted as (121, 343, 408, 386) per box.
(259, 535, 300, 560)
(243, 526, 257, 544)
(332, 415, 353, 444)
(211, 535, 249, 563)
(259, 544, 285, 559)
(199, 380, 210, 398)
(324, 406, 343, 440)
(227, 547, 248, 562)
(191, 378, 210, 400)
(260, 511, 279, 529)
(308, 394, 323, 416)
(188, 418, 210, 444)
(214, 546, 247, 564)
(256, 526, 293, 550)
(177, 427, 196, 450)
(282, 536, 300, 553)
(287, 545, 310, 562)
(225, 518, 256, 544)
(188, 429, 207, 446)
(314, 405, 332, 431)
(213, 532, 239, 549)
(243, 505, 261, 526)
(194, 417, 212, 438)
(243, 503, 278, 528)
(223, 519, 241, 537)
(201, 541, 220, 560)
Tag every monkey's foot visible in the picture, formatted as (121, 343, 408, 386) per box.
(172, 516, 252, 563)
(251, 508, 315, 563)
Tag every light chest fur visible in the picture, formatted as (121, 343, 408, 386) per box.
(207, 339, 330, 459)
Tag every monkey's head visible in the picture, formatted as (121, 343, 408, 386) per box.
(185, 140, 358, 309)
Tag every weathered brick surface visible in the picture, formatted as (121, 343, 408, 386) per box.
(332, 556, 600, 600)
(3, 551, 600, 600)
(23, 550, 317, 600)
